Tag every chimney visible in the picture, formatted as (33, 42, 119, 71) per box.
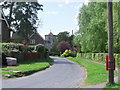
(72, 30, 73, 35)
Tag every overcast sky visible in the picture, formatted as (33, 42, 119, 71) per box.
(37, 0, 86, 38)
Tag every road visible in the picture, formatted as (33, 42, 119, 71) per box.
(2, 56, 85, 88)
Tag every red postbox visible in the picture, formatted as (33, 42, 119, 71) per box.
(106, 55, 109, 70)
(106, 55, 115, 70)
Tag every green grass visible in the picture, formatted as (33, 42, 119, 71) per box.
(67, 57, 117, 85)
(104, 82, 120, 89)
(1, 58, 52, 78)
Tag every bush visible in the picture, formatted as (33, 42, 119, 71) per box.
(78, 53, 120, 67)
(61, 49, 77, 57)
(49, 52, 60, 56)
(1, 43, 49, 63)
(27, 46, 35, 52)
(57, 41, 71, 53)
(35, 44, 45, 53)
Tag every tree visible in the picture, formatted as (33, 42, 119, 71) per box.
(57, 41, 71, 53)
(57, 31, 74, 47)
(74, 2, 120, 53)
(57, 31, 70, 42)
(2, 2, 43, 42)
(74, 2, 107, 53)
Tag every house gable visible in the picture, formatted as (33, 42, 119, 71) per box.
(29, 32, 45, 45)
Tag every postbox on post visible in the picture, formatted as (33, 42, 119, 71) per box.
(106, 55, 109, 70)
(106, 55, 115, 71)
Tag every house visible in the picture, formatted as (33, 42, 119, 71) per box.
(0, 17, 13, 43)
(45, 32, 57, 51)
(0, 8, 13, 43)
(12, 31, 45, 45)
(1, 21, 11, 42)
(29, 32, 45, 45)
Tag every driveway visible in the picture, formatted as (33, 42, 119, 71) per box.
(2, 56, 85, 88)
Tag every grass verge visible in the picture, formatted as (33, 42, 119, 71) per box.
(104, 82, 120, 89)
(67, 57, 117, 85)
(1, 58, 53, 78)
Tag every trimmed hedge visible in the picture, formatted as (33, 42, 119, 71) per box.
(2, 43, 49, 63)
(77, 53, 120, 67)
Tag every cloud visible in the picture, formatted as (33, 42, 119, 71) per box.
(84, 0, 90, 5)
(46, 11, 58, 15)
(58, 4, 63, 7)
(64, 0, 70, 4)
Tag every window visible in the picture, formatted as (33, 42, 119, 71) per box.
(30, 39, 35, 44)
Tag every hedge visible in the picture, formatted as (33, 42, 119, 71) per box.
(1, 43, 49, 63)
(77, 53, 120, 67)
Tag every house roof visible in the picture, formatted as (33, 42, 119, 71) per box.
(45, 32, 56, 36)
(29, 32, 44, 40)
(48, 32, 53, 35)
(12, 31, 44, 40)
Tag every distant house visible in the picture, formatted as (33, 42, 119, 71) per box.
(45, 32, 57, 51)
(12, 31, 45, 45)
(29, 32, 45, 45)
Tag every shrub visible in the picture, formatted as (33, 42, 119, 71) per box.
(27, 46, 35, 52)
(57, 41, 71, 53)
(61, 49, 77, 57)
(35, 44, 45, 53)
(78, 53, 120, 67)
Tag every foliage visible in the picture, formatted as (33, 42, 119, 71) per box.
(57, 31, 74, 47)
(57, 41, 71, 53)
(78, 53, 120, 67)
(1, 43, 49, 63)
(104, 82, 120, 88)
(74, 2, 120, 53)
(2, 2, 43, 41)
(36, 44, 46, 53)
(57, 31, 70, 42)
(61, 49, 77, 57)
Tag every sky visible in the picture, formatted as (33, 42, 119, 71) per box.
(0, 0, 89, 38)
(37, 0, 86, 38)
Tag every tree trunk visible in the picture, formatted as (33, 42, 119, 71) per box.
(8, 2, 14, 27)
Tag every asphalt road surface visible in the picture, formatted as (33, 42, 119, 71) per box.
(2, 56, 85, 88)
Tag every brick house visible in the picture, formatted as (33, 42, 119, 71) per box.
(29, 32, 45, 45)
(12, 31, 45, 45)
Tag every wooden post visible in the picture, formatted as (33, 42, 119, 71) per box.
(108, 0, 114, 84)
(0, 6, 1, 41)
(118, 1, 120, 84)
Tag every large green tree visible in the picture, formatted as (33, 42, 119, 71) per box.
(74, 2, 107, 53)
(74, 2, 120, 53)
(2, 2, 43, 42)
(57, 31, 74, 47)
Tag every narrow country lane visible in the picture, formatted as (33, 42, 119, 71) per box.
(2, 56, 85, 88)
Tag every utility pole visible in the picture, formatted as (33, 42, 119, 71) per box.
(0, 5, 2, 43)
(108, 0, 114, 84)
(118, 1, 120, 84)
